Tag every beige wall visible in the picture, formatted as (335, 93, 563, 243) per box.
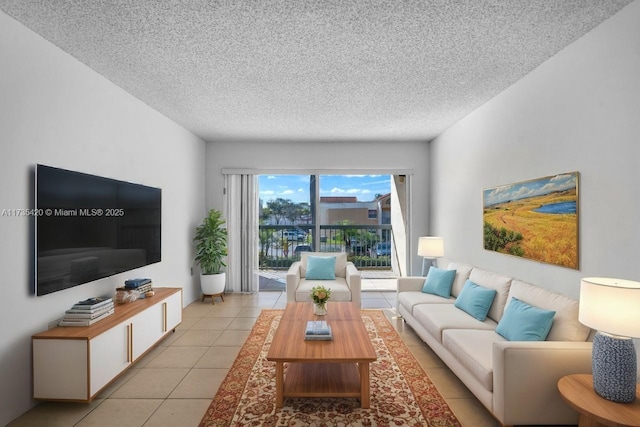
(326, 208, 377, 225)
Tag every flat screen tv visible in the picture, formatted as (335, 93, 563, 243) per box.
(35, 165, 161, 296)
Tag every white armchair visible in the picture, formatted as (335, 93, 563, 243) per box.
(286, 252, 361, 308)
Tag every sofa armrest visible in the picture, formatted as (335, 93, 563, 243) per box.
(492, 340, 593, 426)
(397, 276, 425, 293)
(346, 262, 361, 308)
(286, 261, 302, 302)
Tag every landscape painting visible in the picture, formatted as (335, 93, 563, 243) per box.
(483, 172, 579, 269)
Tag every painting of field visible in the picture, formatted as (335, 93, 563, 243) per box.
(483, 172, 579, 269)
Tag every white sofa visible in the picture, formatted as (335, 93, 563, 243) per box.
(286, 252, 361, 308)
(397, 261, 594, 427)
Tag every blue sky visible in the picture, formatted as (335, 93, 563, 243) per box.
(259, 174, 391, 205)
(483, 172, 577, 206)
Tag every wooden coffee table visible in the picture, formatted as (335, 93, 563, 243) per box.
(266, 302, 377, 408)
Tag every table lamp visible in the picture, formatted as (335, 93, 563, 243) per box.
(578, 277, 640, 403)
(417, 236, 444, 276)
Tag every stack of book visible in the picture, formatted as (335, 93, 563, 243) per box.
(122, 278, 153, 293)
(304, 320, 333, 341)
(115, 278, 153, 302)
(59, 297, 115, 327)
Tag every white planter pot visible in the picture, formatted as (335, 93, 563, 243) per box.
(200, 273, 226, 296)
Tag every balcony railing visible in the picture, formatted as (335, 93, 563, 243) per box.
(258, 224, 393, 270)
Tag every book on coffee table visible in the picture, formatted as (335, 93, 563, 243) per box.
(305, 320, 332, 340)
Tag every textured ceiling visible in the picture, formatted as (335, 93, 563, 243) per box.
(0, 1, 634, 142)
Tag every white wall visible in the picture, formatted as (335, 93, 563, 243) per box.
(204, 140, 431, 274)
(431, 0, 640, 296)
(430, 0, 640, 372)
(0, 12, 205, 425)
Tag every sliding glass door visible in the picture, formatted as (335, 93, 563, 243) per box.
(258, 174, 312, 266)
(258, 174, 394, 271)
(317, 174, 392, 267)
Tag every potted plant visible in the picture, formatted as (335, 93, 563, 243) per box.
(194, 209, 228, 302)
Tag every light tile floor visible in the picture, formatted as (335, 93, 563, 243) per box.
(8, 289, 502, 427)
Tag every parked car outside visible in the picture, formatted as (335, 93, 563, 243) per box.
(293, 244, 312, 255)
(370, 242, 391, 258)
(282, 230, 307, 241)
(348, 239, 369, 255)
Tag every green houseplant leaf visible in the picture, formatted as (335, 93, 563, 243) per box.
(194, 209, 228, 275)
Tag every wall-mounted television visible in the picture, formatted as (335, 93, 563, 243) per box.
(35, 165, 161, 296)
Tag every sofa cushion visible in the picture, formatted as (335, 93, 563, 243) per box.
(446, 262, 473, 297)
(301, 252, 347, 278)
(468, 268, 512, 323)
(413, 304, 496, 344)
(443, 329, 505, 392)
(508, 279, 590, 342)
(398, 291, 455, 316)
(496, 298, 555, 341)
(305, 256, 336, 280)
(454, 280, 497, 321)
(422, 267, 456, 298)
(295, 278, 352, 302)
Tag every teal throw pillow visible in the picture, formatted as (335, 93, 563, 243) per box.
(496, 298, 556, 341)
(454, 280, 497, 321)
(421, 267, 456, 298)
(306, 256, 336, 280)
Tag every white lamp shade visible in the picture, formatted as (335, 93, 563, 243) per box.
(417, 237, 444, 257)
(579, 277, 640, 338)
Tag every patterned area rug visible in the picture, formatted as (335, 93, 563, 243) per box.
(199, 309, 461, 426)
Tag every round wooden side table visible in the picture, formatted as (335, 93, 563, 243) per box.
(558, 374, 640, 427)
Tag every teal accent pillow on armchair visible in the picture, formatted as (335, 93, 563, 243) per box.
(305, 256, 336, 280)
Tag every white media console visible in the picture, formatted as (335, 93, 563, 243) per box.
(32, 287, 182, 401)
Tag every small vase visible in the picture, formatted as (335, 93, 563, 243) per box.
(314, 302, 327, 316)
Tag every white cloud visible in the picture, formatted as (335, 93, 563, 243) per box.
(362, 179, 389, 186)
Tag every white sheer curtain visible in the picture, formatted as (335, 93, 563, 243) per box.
(223, 174, 259, 293)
